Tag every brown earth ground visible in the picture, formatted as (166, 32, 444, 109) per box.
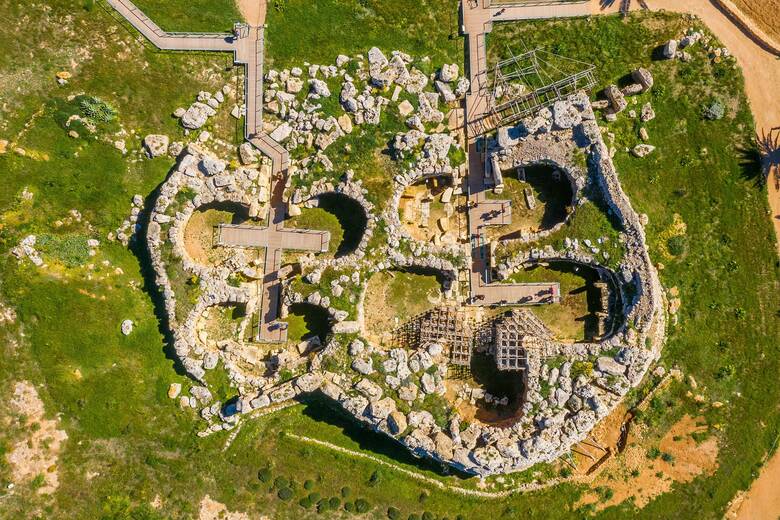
(4, 381, 68, 495)
(731, 0, 780, 43)
(575, 411, 719, 511)
(198, 495, 252, 520)
(235, 0, 265, 27)
(362, 271, 443, 346)
(592, 0, 780, 255)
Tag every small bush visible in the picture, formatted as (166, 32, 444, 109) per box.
(661, 452, 675, 463)
(79, 96, 117, 122)
(368, 469, 381, 487)
(343, 501, 355, 513)
(647, 447, 661, 459)
(667, 235, 687, 257)
(408, 515, 421, 520)
(340, 486, 352, 498)
(273, 476, 289, 489)
(277, 487, 293, 501)
(299, 497, 313, 508)
(36, 234, 91, 267)
(355, 498, 370, 513)
(316, 498, 330, 514)
(257, 468, 272, 482)
(304, 479, 315, 490)
(422, 512, 435, 520)
(329, 497, 341, 509)
(388, 506, 402, 520)
(701, 99, 725, 120)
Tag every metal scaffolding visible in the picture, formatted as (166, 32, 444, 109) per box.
(486, 47, 597, 131)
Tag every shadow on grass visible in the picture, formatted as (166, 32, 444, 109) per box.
(130, 174, 189, 379)
(296, 393, 474, 481)
(288, 302, 332, 342)
(316, 193, 368, 257)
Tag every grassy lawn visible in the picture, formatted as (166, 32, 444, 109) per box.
(286, 303, 332, 344)
(265, 0, 463, 69)
(131, 0, 242, 32)
(506, 262, 601, 342)
(0, 2, 778, 519)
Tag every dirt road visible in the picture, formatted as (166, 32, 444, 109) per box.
(236, 0, 265, 27)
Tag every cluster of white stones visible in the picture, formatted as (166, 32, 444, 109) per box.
(235, 93, 664, 475)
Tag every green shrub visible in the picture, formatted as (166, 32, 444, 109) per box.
(667, 235, 687, 257)
(647, 447, 661, 459)
(304, 479, 314, 490)
(277, 487, 293, 501)
(367, 469, 381, 487)
(36, 234, 91, 267)
(257, 467, 272, 482)
(298, 497, 313, 508)
(79, 96, 117, 122)
(661, 452, 675, 463)
(340, 486, 352, 498)
(701, 99, 725, 120)
(329, 497, 341, 509)
(388, 507, 402, 520)
(316, 498, 330, 514)
(408, 514, 421, 520)
(422, 512, 435, 520)
(344, 501, 355, 513)
(273, 476, 289, 489)
(355, 498, 370, 513)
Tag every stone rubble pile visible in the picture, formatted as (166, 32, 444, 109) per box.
(176, 85, 235, 130)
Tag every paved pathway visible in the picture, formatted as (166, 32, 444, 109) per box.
(461, 0, 589, 306)
(106, 0, 322, 343)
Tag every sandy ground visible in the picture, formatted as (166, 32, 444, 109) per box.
(592, 0, 780, 253)
(577, 414, 719, 510)
(726, 443, 780, 519)
(235, 0, 266, 27)
(198, 495, 253, 520)
(5, 381, 68, 495)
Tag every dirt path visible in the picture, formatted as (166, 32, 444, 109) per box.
(726, 442, 780, 519)
(235, 0, 265, 27)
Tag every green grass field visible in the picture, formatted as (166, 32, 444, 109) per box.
(0, 2, 778, 519)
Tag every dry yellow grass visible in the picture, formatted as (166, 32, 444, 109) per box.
(732, 0, 780, 42)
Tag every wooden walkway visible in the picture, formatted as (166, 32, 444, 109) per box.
(106, 0, 304, 343)
(461, 0, 587, 306)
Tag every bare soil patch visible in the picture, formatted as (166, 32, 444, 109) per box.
(5, 381, 68, 495)
(235, 0, 266, 26)
(399, 181, 465, 247)
(731, 0, 780, 43)
(363, 271, 443, 345)
(577, 414, 719, 511)
(198, 495, 252, 520)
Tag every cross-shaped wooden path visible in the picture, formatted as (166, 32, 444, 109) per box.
(105, 0, 330, 342)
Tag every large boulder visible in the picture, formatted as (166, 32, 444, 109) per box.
(662, 39, 678, 59)
(181, 102, 215, 129)
(439, 63, 459, 82)
(387, 411, 408, 435)
(597, 356, 627, 376)
(552, 100, 582, 129)
(632, 144, 656, 158)
(631, 67, 654, 92)
(143, 134, 169, 158)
